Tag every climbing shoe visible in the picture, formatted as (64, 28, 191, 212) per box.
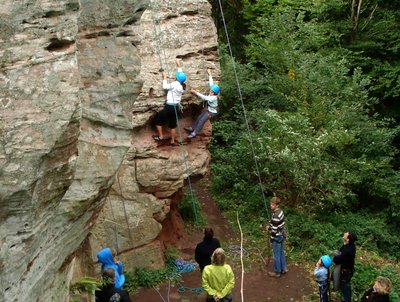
(152, 135, 162, 142)
(184, 127, 193, 133)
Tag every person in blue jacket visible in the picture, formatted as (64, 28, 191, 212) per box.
(185, 69, 220, 139)
(97, 248, 125, 289)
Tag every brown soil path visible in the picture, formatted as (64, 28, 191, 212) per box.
(131, 178, 313, 301)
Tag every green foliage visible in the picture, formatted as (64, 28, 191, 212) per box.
(69, 277, 101, 301)
(286, 209, 400, 260)
(178, 190, 206, 227)
(212, 0, 400, 220)
(211, 0, 400, 299)
(352, 263, 400, 302)
(123, 247, 182, 293)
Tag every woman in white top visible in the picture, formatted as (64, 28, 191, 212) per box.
(153, 59, 186, 146)
(185, 69, 220, 139)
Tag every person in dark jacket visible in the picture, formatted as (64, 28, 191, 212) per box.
(95, 268, 131, 302)
(360, 276, 392, 302)
(195, 228, 221, 272)
(333, 231, 357, 302)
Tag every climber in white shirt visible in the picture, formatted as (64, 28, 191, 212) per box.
(153, 59, 187, 146)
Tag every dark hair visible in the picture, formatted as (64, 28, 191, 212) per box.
(204, 228, 214, 240)
(102, 268, 116, 285)
(347, 231, 357, 244)
(182, 83, 187, 91)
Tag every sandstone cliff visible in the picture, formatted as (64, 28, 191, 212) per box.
(0, 0, 219, 301)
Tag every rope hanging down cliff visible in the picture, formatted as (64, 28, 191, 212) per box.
(148, 0, 200, 228)
(216, 0, 269, 215)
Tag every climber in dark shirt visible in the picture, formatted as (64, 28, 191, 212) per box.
(95, 268, 131, 302)
(195, 228, 221, 272)
(333, 231, 357, 302)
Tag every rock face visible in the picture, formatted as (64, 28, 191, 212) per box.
(0, 0, 218, 301)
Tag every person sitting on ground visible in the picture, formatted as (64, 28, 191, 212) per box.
(95, 268, 132, 302)
(153, 59, 187, 146)
(314, 255, 333, 302)
(202, 248, 235, 302)
(97, 248, 125, 289)
(360, 276, 392, 302)
(195, 227, 221, 272)
(185, 68, 219, 139)
(333, 231, 357, 302)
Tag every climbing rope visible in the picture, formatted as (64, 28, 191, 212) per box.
(177, 285, 204, 294)
(148, 0, 201, 229)
(117, 173, 135, 247)
(216, 0, 269, 215)
(107, 196, 120, 254)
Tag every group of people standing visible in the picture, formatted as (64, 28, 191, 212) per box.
(313, 231, 392, 302)
(152, 59, 220, 146)
(195, 196, 393, 302)
(93, 197, 392, 302)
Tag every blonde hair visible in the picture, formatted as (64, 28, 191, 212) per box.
(110, 248, 117, 258)
(374, 276, 392, 295)
(270, 197, 281, 205)
(211, 248, 226, 266)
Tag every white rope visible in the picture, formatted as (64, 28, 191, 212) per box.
(153, 286, 167, 302)
(236, 211, 245, 302)
(216, 0, 269, 214)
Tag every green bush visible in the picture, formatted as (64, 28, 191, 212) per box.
(178, 190, 206, 228)
(123, 247, 182, 293)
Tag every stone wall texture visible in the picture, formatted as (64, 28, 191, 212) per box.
(0, 0, 219, 301)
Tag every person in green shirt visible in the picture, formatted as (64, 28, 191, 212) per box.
(202, 248, 235, 302)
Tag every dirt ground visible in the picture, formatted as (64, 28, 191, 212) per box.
(130, 177, 313, 302)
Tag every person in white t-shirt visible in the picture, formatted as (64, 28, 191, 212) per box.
(153, 59, 186, 146)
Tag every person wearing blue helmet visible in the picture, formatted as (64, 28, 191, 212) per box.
(185, 68, 220, 139)
(153, 59, 186, 146)
(97, 248, 125, 289)
(314, 255, 333, 302)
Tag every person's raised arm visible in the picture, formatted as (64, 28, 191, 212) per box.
(207, 68, 214, 87)
(176, 58, 183, 72)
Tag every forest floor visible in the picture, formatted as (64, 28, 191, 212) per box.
(130, 177, 314, 302)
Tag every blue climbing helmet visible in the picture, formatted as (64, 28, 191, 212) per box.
(210, 84, 220, 94)
(176, 71, 186, 84)
(321, 255, 332, 268)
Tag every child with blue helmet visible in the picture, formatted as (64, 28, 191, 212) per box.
(185, 68, 219, 139)
(153, 59, 186, 146)
(314, 255, 332, 302)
